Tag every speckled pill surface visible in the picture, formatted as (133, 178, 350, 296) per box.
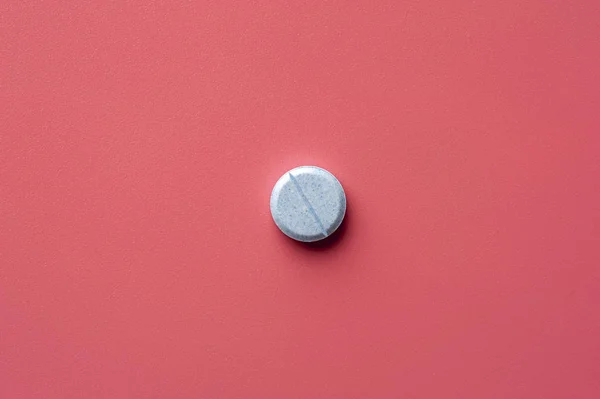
(270, 166, 346, 242)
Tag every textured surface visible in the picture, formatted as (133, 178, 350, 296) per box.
(2, 1, 600, 398)
(271, 166, 346, 242)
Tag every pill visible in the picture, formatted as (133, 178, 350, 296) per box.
(270, 166, 346, 242)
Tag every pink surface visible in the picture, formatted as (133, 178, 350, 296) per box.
(2, 1, 600, 398)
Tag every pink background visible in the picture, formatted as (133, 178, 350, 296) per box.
(2, 1, 600, 398)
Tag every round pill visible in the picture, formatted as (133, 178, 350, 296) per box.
(270, 166, 346, 242)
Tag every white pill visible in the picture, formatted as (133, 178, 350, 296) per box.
(270, 166, 346, 242)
